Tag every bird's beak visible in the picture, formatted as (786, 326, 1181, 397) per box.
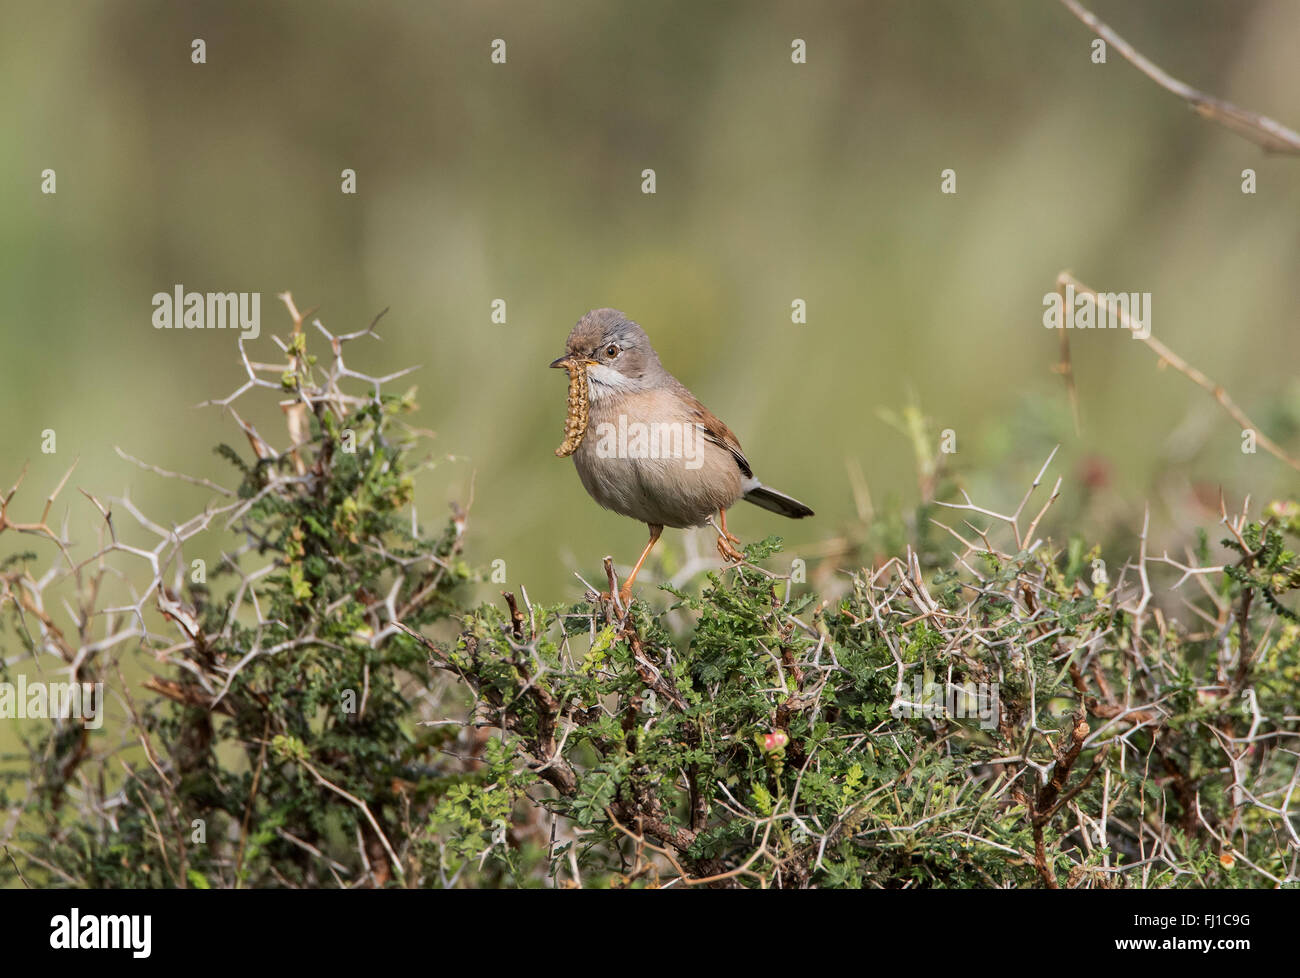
(550, 354, 598, 369)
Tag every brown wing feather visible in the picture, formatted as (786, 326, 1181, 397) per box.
(679, 390, 753, 479)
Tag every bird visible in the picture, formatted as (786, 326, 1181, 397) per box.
(550, 307, 813, 607)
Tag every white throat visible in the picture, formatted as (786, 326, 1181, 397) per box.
(585, 363, 641, 402)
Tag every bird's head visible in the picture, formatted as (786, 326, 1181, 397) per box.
(550, 308, 663, 396)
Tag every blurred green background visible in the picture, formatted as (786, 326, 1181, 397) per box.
(2, 0, 1298, 609)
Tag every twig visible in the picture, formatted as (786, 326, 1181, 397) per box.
(1058, 0, 1300, 155)
(1058, 273, 1300, 473)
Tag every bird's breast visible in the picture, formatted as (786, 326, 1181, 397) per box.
(569, 389, 744, 528)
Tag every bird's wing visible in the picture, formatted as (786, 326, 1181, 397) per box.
(681, 391, 753, 479)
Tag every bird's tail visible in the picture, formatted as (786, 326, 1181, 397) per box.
(743, 483, 814, 519)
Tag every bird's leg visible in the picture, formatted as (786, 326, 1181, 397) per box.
(719, 508, 741, 545)
(715, 510, 745, 563)
(619, 523, 663, 607)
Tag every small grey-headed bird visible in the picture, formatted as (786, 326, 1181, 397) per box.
(550, 308, 813, 605)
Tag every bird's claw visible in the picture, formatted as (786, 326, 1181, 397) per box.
(716, 535, 745, 563)
(597, 589, 634, 611)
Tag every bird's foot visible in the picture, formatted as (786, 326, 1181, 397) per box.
(596, 588, 634, 613)
(716, 535, 745, 563)
(713, 511, 742, 560)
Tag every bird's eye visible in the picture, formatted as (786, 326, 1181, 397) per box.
(605, 344, 619, 358)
